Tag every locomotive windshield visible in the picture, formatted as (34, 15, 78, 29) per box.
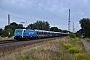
(15, 29, 22, 32)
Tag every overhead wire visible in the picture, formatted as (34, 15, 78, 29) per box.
(28, 0, 64, 20)
(0, 7, 31, 23)
(0, 0, 65, 21)
(69, 0, 71, 9)
(0, 0, 69, 29)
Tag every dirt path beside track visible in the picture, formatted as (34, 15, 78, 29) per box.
(81, 39, 90, 53)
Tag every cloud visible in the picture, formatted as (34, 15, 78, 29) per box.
(83, 0, 90, 4)
(0, 18, 7, 28)
(0, 0, 90, 31)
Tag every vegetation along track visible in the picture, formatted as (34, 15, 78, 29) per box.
(0, 37, 64, 52)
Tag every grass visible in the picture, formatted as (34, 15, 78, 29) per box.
(68, 47, 79, 53)
(64, 43, 73, 49)
(76, 53, 85, 60)
(0, 36, 90, 60)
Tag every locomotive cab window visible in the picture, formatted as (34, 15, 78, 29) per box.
(15, 30, 22, 32)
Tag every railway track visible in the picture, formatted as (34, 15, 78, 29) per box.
(0, 37, 65, 52)
(0, 40, 19, 44)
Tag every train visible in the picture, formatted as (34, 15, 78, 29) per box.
(14, 29, 69, 40)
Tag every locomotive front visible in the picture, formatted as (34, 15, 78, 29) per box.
(14, 29, 26, 40)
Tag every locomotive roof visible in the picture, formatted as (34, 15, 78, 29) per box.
(15, 29, 26, 30)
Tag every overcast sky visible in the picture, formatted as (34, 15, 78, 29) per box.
(0, 0, 90, 32)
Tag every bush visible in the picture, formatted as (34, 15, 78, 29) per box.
(68, 47, 79, 53)
(71, 37, 79, 41)
(69, 32, 76, 38)
(64, 43, 73, 49)
(75, 37, 79, 41)
(76, 53, 85, 60)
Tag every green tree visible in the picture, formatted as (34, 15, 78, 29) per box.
(3, 29, 13, 37)
(69, 32, 76, 38)
(27, 20, 50, 30)
(75, 29, 82, 37)
(50, 27, 59, 32)
(4, 22, 24, 37)
(5, 22, 24, 32)
(0, 28, 3, 36)
(2, 30, 8, 37)
(58, 29, 62, 32)
(79, 18, 90, 38)
(62, 30, 69, 33)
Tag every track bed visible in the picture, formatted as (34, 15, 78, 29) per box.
(0, 37, 64, 52)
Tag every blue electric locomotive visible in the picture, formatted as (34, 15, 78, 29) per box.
(14, 29, 38, 40)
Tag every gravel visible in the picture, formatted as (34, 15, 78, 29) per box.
(0, 37, 62, 52)
(80, 39, 90, 53)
